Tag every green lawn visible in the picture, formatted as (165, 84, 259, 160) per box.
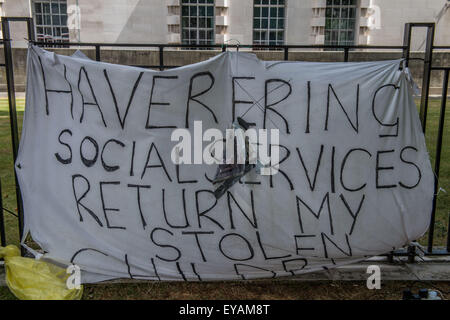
(0, 280, 449, 300)
(422, 98, 450, 247)
(0, 98, 24, 245)
(0, 98, 449, 246)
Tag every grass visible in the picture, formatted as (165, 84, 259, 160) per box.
(0, 280, 449, 300)
(0, 97, 449, 300)
(0, 98, 24, 246)
(421, 98, 450, 246)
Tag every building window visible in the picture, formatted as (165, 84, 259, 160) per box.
(253, 0, 285, 45)
(181, 0, 215, 45)
(33, 0, 69, 44)
(325, 0, 357, 46)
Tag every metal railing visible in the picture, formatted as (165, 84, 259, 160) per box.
(0, 17, 448, 261)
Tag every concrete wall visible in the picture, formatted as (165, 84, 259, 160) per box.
(1, 48, 448, 94)
(226, 0, 253, 44)
(67, 0, 168, 44)
(286, 0, 313, 45)
(1, 0, 31, 48)
(370, 0, 450, 47)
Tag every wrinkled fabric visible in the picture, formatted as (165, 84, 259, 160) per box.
(16, 45, 433, 283)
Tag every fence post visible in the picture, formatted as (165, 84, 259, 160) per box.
(448, 212, 450, 253)
(400, 23, 417, 260)
(0, 179, 5, 247)
(159, 46, 164, 71)
(1, 18, 25, 247)
(26, 17, 35, 42)
(407, 245, 416, 263)
(419, 24, 435, 133)
(402, 23, 411, 67)
(95, 45, 101, 61)
(428, 69, 449, 253)
(344, 47, 349, 62)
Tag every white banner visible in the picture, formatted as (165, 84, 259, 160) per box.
(17, 45, 433, 282)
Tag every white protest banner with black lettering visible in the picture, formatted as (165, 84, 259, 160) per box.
(17, 45, 433, 282)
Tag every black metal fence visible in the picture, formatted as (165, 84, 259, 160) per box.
(0, 17, 448, 261)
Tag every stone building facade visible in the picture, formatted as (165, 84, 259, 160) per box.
(0, 0, 449, 48)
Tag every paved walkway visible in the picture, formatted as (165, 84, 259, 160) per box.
(1, 256, 449, 287)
